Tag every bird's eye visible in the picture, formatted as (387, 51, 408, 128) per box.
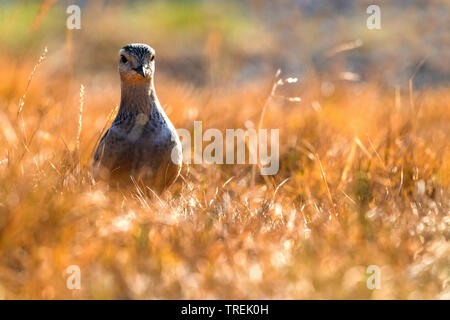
(150, 55, 155, 62)
(120, 55, 128, 63)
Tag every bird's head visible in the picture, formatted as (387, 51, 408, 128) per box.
(118, 43, 155, 83)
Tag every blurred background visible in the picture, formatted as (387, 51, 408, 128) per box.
(1, 0, 449, 89)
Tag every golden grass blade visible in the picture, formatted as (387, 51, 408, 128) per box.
(316, 153, 337, 218)
(17, 47, 48, 118)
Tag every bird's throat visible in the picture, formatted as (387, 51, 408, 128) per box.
(119, 81, 156, 115)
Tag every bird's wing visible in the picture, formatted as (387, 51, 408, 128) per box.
(93, 129, 109, 164)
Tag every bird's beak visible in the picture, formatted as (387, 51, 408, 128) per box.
(133, 65, 147, 78)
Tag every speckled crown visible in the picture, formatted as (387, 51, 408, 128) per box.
(121, 43, 154, 59)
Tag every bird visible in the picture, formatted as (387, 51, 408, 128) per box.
(93, 43, 182, 194)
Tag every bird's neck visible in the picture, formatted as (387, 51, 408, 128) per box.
(118, 80, 157, 115)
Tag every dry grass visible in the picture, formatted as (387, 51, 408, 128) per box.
(0, 0, 449, 299)
(0, 46, 448, 300)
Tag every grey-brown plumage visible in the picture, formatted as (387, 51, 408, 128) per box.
(93, 43, 182, 193)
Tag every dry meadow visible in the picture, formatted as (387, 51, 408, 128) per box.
(0, 0, 448, 299)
